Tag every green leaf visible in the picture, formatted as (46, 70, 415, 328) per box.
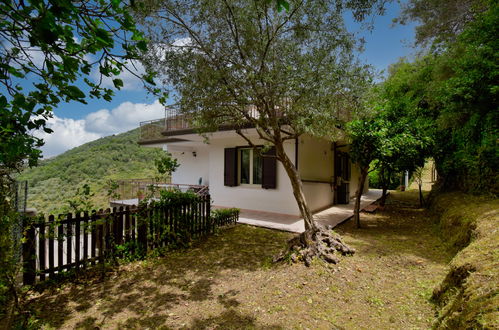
(276, 0, 289, 12)
(113, 78, 124, 89)
(65, 86, 85, 100)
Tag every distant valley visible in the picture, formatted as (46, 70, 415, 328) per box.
(18, 128, 162, 215)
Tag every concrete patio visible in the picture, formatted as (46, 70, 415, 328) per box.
(237, 189, 383, 233)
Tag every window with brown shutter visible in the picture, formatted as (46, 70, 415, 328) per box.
(224, 148, 238, 186)
(262, 147, 277, 189)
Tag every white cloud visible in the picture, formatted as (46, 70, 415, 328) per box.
(34, 116, 101, 158)
(172, 37, 192, 48)
(84, 100, 165, 135)
(91, 60, 146, 91)
(35, 100, 165, 158)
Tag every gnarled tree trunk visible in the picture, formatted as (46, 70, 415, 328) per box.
(272, 141, 355, 266)
(274, 142, 317, 244)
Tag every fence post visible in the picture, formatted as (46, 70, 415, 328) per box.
(206, 195, 213, 234)
(22, 215, 36, 285)
(137, 206, 148, 252)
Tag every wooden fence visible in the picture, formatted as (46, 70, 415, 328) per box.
(22, 195, 237, 285)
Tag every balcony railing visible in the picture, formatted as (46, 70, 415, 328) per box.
(139, 104, 191, 142)
(139, 104, 267, 143)
(110, 178, 209, 203)
(139, 118, 166, 142)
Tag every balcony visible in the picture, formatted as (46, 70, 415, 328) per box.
(109, 178, 209, 207)
(138, 104, 267, 144)
(139, 105, 193, 143)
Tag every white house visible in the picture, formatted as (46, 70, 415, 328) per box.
(138, 108, 368, 217)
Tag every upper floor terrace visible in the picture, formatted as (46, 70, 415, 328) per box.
(138, 104, 261, 145)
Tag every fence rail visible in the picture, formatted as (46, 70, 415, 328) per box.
(110, 179, 209, 202)
(22, 195, 237, 285)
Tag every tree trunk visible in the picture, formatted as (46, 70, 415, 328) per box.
(270, 142, 356, 266)
(418, 183, 424, 207)
(380, 185, 388, 207)
(353, 166, 368, 228)
(379, 166, 388, 207)
(274, 142, 317, 243)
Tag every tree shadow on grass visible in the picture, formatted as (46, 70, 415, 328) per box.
(29, 225, 293, 329)
(335, 191, 453, 264)
(188, 309, 283, 330)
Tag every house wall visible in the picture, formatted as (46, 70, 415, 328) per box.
(298, 135, 334, 181)
(163, 133, 368, 215)
(298, 135, 334, 212)
(170, 147, 210, 186)
(335, 144, 369, 200)
(302, 182, 334, 212)
(208, 137, 300, 215)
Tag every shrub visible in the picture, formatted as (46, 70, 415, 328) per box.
(211, 208, 240, 226)
(156, 189, 200, 206)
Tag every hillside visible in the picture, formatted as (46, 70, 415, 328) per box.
(18, 128, 163, 215)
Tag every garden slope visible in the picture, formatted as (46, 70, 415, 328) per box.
(431, 192, 499, 329)
(18, 129, 162, 215)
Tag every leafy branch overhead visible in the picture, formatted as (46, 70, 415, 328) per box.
(0, 0, 155, 171)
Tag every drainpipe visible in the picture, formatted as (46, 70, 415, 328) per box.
(294, 137, 299, 170)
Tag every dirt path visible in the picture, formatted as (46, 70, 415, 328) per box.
(29, 191, 452, 329)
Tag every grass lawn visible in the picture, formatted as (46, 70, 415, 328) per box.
(28, 191, 452, 329)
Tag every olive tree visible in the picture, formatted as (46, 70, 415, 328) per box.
(139, 0, 378, 249)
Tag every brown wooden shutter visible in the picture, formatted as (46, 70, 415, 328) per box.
(224, 148, 238, 186)
(335, 152, 342, 178)
(342, 153, 351, 181)
(262, 147, 277, 189)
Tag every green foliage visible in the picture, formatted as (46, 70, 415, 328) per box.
(139, 0, 381, 142)
(211, 208, 240, 222)
(430, 192, 498, 328)
(138, 0, 387, 231)
(156, 189, 200, 206)
(0, 0, 154, 171)
(62, 184, 94, 214)
(396, 0, 489, 48)
(105, 179, 120, 201)
(368, 164, 399, 189)
(154, 152, 179, 182)
(114, 241, 146, 263)
(347, 118, 387, 170)
(386, 1, 499, 194)
(0, 178, 30, 327)
(17, 129, 162, 214)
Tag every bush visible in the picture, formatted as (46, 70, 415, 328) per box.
(211, 208, 240, 226)
(156, 189, 200, 206)
(368, 167, 399, 189)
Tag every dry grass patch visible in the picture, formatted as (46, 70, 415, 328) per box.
(28, 191, 452, 329)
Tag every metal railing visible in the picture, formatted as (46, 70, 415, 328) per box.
(139, 118, 166, 142)
(138, 105, 267, 142)
(110, 178, 209, 202)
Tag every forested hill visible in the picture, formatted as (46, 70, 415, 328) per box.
(18, 128, 162, 215)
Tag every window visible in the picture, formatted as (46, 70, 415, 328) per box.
(239, 148, 262, 185)
(224, 146, 276, 189)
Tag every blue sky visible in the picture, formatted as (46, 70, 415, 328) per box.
(35, 1, 416, 157)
